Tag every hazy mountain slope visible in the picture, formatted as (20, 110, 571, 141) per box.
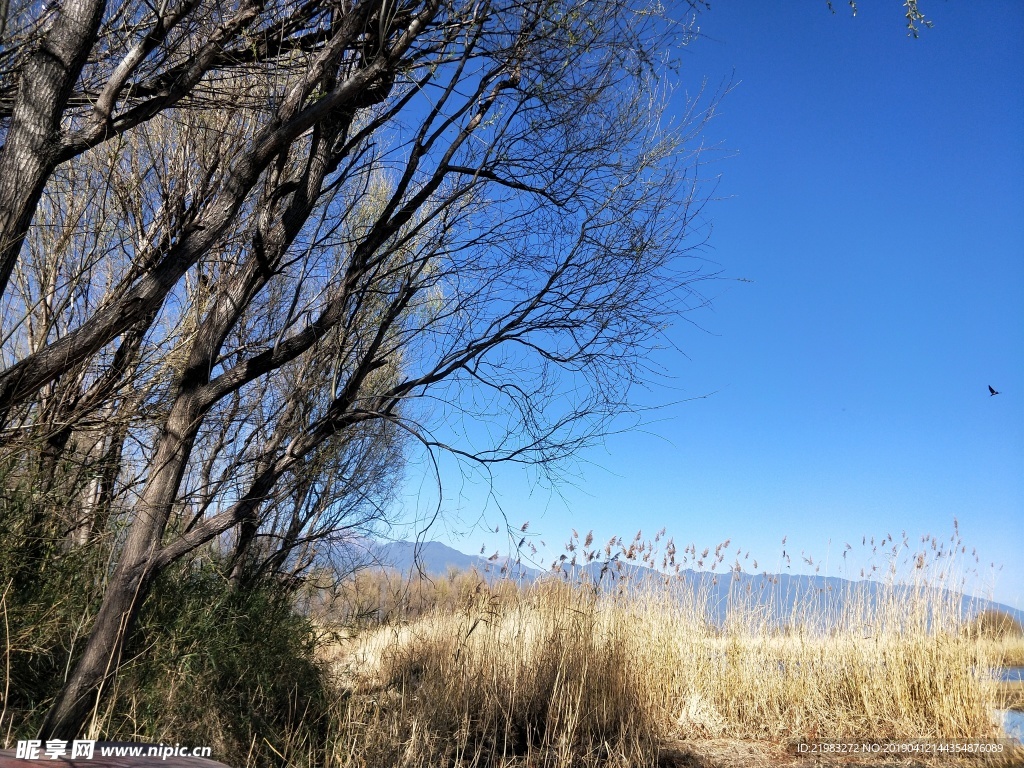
(368, 540, 1024, 627)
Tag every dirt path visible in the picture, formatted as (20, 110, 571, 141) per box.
(658, 739, 1024, 768)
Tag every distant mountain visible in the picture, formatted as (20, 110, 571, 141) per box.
(370, 540, 537, 580)
(367, 540, 1024, 629)
(369, 540, 485, 575)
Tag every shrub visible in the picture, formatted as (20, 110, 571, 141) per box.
(104, 563, 338, 768)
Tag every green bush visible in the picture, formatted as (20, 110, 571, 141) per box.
(0, 479, 109, 736)
(108, 563, 340, 767)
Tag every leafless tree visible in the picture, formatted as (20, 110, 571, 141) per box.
(0, 0, 716, 739)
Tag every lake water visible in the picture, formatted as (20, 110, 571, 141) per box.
(997, 666, 1024, 683)
(996, 667, 1024, 744)
(999, 709, 1024, 743)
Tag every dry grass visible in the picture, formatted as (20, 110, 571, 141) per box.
(980, 637, 1024, 669)
(314, 568, 1019, 767)
(330, 580, 658, 767)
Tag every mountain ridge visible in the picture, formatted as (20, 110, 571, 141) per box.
(367, 539, 1024, 628)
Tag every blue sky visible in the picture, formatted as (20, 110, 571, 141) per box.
(398, 1, 1024, 609)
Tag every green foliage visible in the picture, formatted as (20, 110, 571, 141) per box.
(0, 472, 109, 736)
(0, 460, 339, 767)
(107, 564, 339, 767)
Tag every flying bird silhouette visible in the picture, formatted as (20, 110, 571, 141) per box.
(988, 385, 1000, 396)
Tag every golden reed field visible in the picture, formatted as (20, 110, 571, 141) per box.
(302, 532, 1024, 768)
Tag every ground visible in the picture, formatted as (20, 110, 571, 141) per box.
(655, 739, 1023, 768)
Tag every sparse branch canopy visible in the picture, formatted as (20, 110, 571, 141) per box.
(1, 0, 717, 740)
(828, 0, 933, 37)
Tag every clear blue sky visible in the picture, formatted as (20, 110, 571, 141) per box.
(397, 1, 1024, 609)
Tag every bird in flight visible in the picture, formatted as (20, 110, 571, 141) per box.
(989, 385, 1000, 396)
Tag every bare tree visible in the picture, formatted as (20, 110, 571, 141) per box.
(0, 0, 717, 739)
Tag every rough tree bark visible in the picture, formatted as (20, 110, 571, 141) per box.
(0, 0, 106, 297)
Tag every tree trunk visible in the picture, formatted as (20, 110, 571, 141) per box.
(0, 0, 107, 300)
(38, 396, 202, 739)
(36, 544, 156, 739)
